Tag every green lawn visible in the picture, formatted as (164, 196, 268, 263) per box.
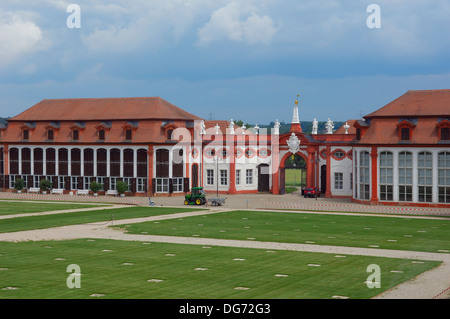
(0, 239, 440, 299)
(285, 169, 306, 187)
(0, 201, 109, 216)
(120, 210, 450, 253)
(0, 206, 204, 233)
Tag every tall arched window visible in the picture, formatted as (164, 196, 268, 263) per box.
(155, 149, 169, 193)
(438, 152, 450, 203)
(359, 151, 370, 200)
(379, 151, 393, 201)
(398, 151, 413, 202)
(418, 152, 433, 202)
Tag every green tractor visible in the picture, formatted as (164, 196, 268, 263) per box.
(184, 187, 207, 205)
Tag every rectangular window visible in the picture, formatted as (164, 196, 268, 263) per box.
(33, 176, 40, 188)
(379, 151, 393, 201)
(137, 178, 146, 193)
(350, 173, 353, 190)
(334, 172, 343, 190)
(125, 129, 132, 140)
(441, 128, 450, 141)
(73, 130, 79, 141)
(98, 129, 105, 141)
(173, 177, 184, 192)
(9, 175, 15, 188)
(156, 178, 169, 193)
(23, 130, 29, 140)
(71, 176, 78, 190)
(58, 176, 65, 189)
(400, 128, 410, 141)
(356, 129, 361, 140)
(246, 169, 253, 185)
(236, 170, 241, 185)
(207, 169, 214, 185)
(220, 170, 228, 186)
(48, 129, 54, 140)
(110, 177, 117, 191)
(84, 177, 91, 190)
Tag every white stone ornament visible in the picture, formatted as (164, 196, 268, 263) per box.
(287, 132, 300, 154)
(326, 118, 334, 134)
(312, 118, 318, 135)
(199, 120, 206, 135)
(273, 120, 280, 135)
(229, 119, 235, 135)
(214, 123, 220, 134)
(343, 122, 350, 134)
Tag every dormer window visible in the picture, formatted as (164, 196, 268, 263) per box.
(70, 122, 85, 142)
(21, 122, 35, 140)
(96, 121, 111, 141)
(437, 119, 450, 141)
(122, 121, 138, 142)
(396, 119, 416, 142)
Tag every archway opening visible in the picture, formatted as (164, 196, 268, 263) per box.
(279, 152, 308, 195)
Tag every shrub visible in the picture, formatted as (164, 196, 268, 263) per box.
(90, 181, 102, 193)
(39, 179, 52, 191)
(116, 181, 129, 194)
(14, 178, 25, 190)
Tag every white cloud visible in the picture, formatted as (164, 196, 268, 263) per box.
(197, 2, 278, 45)
(0, 12, 45, 68)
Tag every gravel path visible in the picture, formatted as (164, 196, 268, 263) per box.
(0, 205, 449, 299)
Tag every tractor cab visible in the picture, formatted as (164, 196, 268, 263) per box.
(184, 187, 207, 205)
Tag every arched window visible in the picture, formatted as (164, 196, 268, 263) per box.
(438, 152, 450, 203)
(398, 151, 413, 202)
(379, 151, 393, 201)
(359, 151, 370, 200)
(418, 152, 433, 202)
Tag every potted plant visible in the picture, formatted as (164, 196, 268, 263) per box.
(90, 181, 102, 196)
(39, 179, 52, 194)
(14, 178, 25, 193)
(116, 181, 128, 197)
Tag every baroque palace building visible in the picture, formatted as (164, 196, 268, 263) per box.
(0, 89, 449, 207)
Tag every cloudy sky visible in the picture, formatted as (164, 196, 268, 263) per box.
(1, 0, 449, 124)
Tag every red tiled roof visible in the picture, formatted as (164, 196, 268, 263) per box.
(10, 97, 202, 122)
(364, 89, 450, 118)
(358, 117, 441, 145)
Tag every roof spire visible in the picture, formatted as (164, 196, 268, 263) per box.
(290, 94, 302, 133)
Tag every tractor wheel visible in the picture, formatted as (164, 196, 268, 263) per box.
(184, 200, 189, 205)
(195, 198, 202, 205)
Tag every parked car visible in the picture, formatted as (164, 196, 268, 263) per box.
(304, 187, 320, 198)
